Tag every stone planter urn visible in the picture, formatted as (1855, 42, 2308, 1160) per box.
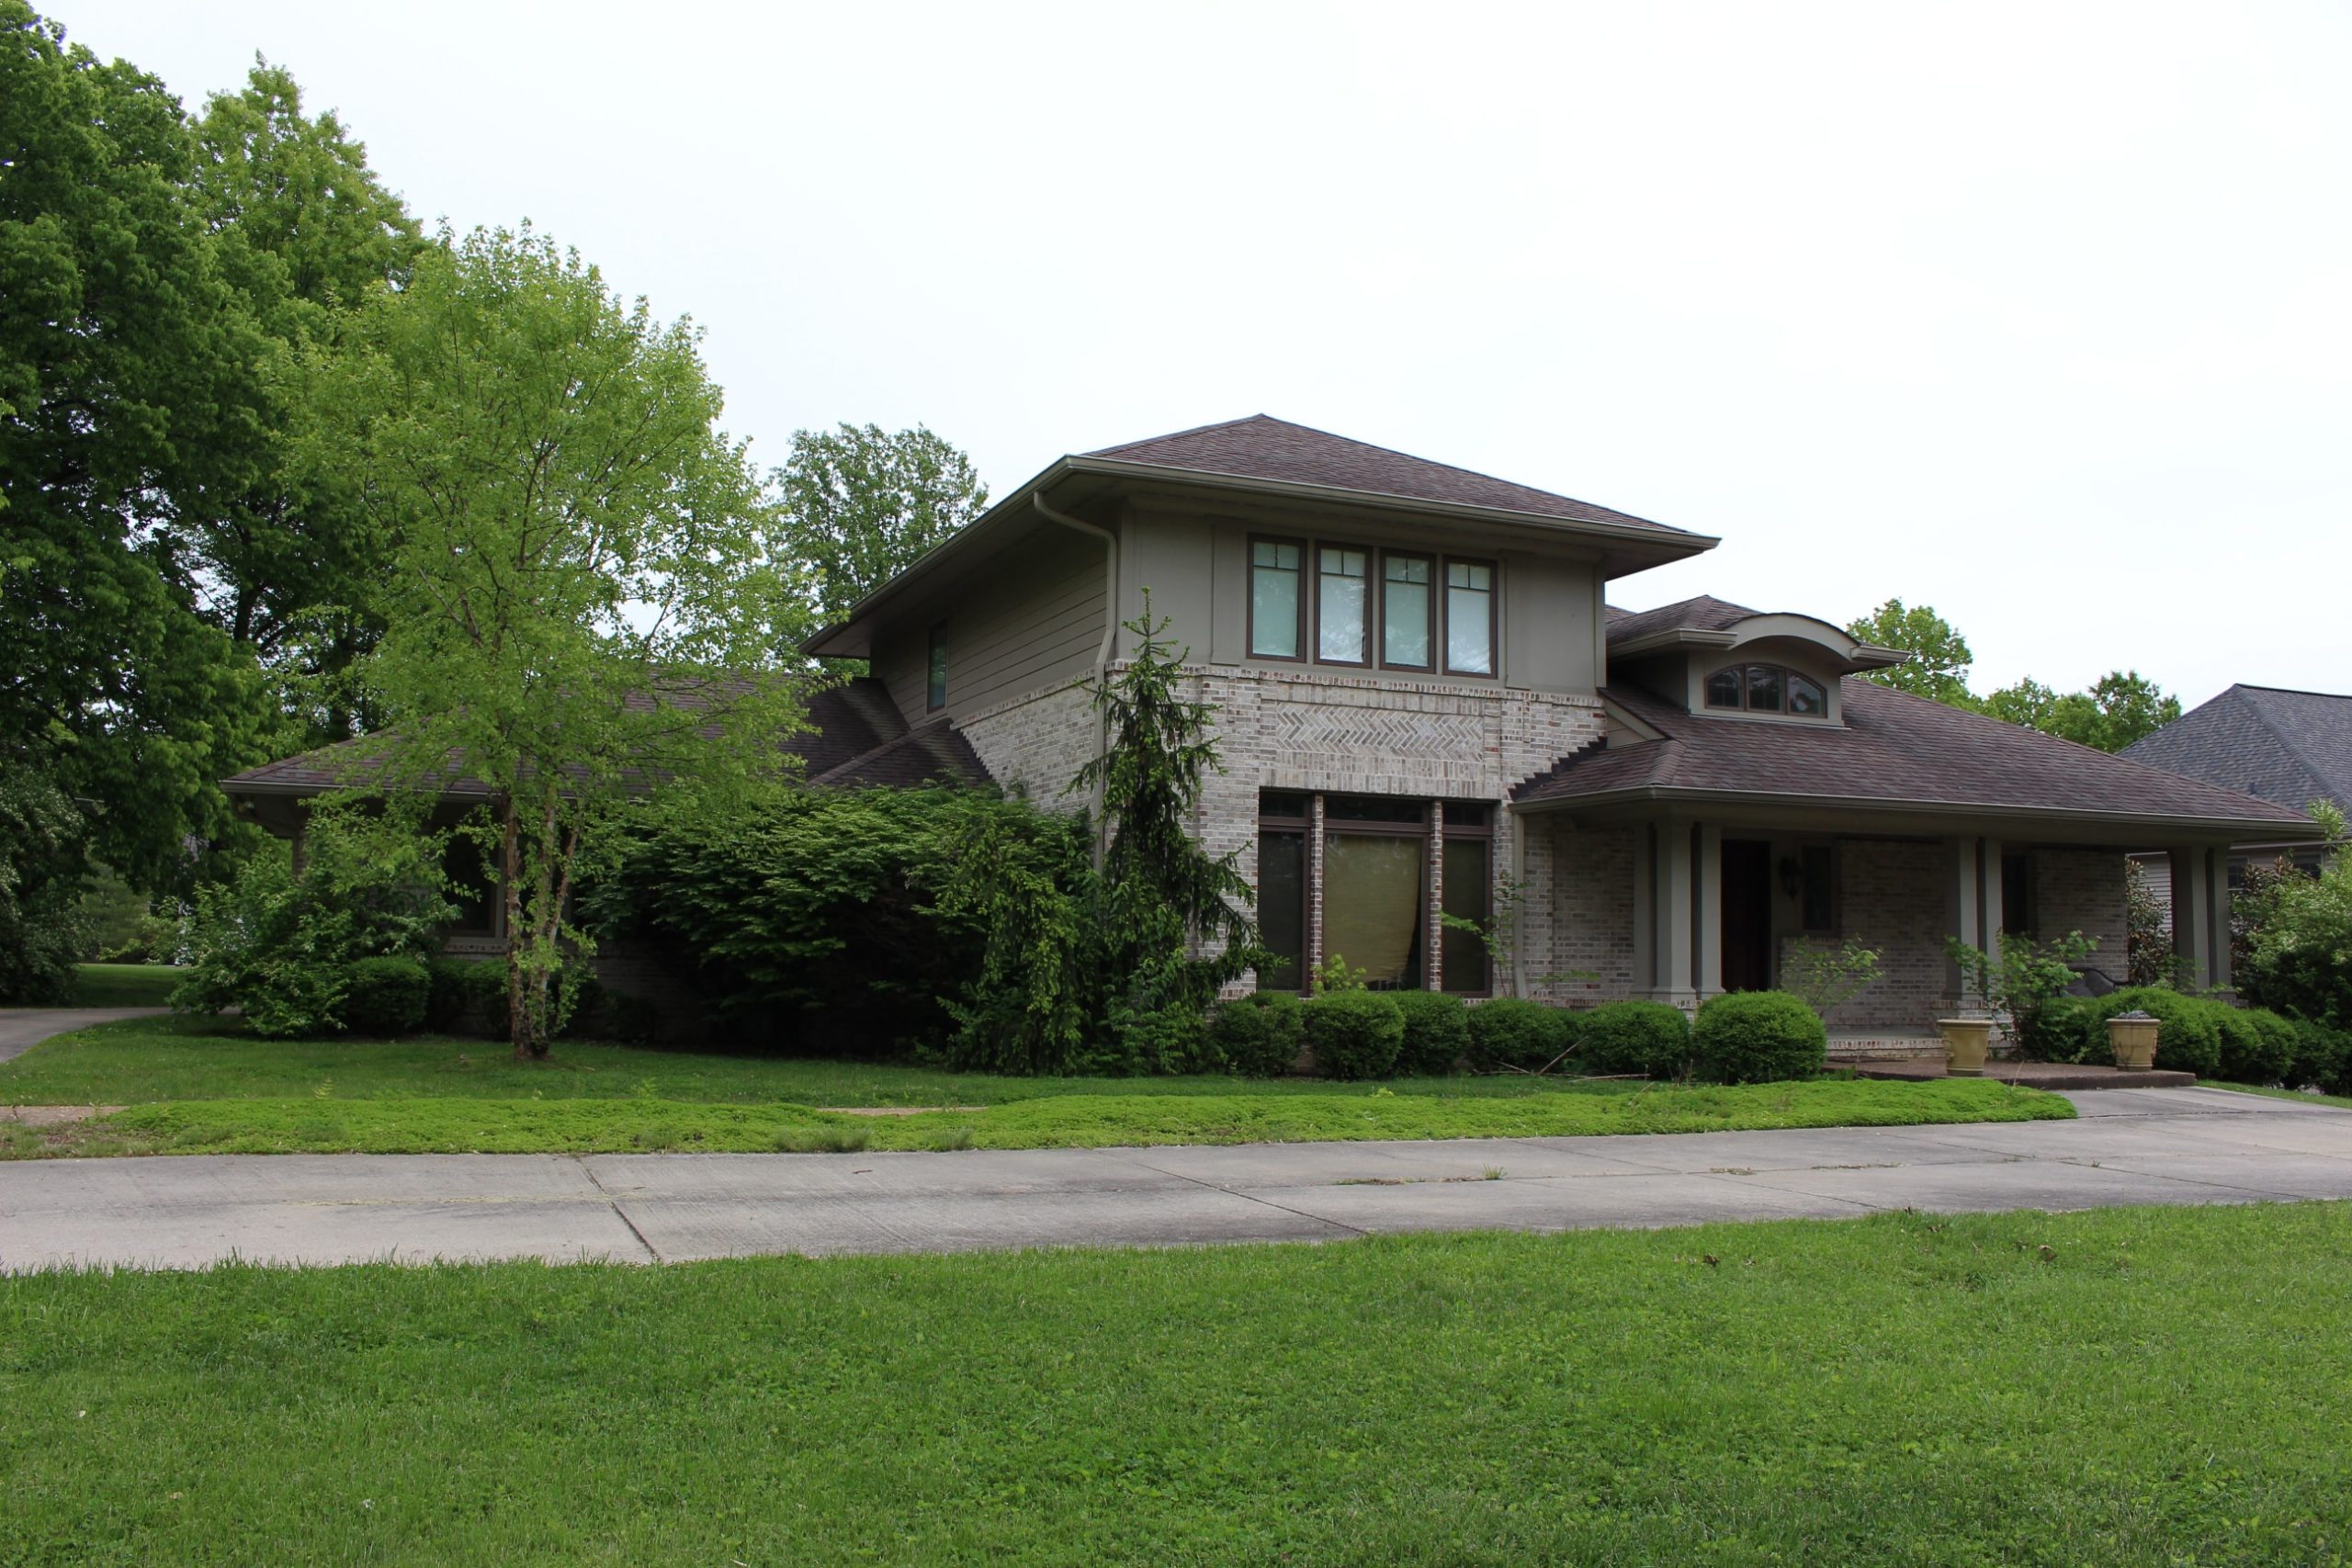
(1937, 1018, 1995, 1077)
(2107, 1010, 2160, 1072)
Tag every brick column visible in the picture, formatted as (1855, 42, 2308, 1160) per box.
(1425, 800, 1445, 990)
(1306, 793, 1326, 981)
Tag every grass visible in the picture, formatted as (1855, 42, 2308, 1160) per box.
(4, 1202, 2348, 1565)
(3, 1077, 2066, 1158)
(55, 964, 181, 1008)
(2198, 1079, 2352, 1112)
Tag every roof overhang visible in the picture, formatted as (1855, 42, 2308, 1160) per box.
(803, 454, 1720, 659)
(1512, 783, 2311, 845)
(1609, 611, 1907, 674)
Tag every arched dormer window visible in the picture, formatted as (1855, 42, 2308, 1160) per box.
(1705, 663, 1827, 717)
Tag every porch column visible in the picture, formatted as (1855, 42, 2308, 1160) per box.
(1695, 824, 1724, 999)
(2168, 844, 2233, 992)
(1631, 824, 1657, 993)
(1942, 834, 2002, 1011)
(1645, 820, 1699, 1009)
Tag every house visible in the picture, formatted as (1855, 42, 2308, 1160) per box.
(2120, 684, 2349, 908)
(225, 414, 2310, 1050)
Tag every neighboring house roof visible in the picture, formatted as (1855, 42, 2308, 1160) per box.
(1515, 678, 2313, 835)
(1084, 415, 1689, 536)
(220, 676, 989, 803)
(2120, 684, 2352, 825)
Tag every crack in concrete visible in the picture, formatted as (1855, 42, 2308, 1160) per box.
(574, 1157, 663, 1263)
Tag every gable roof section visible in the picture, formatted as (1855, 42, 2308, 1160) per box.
(2121, 684, 2352, 820)
(1603, 595, 1758, 647)
(1516, 679, 2312, 835)
(1086, 415, 1689, 535)
(220, 676, 989, 801)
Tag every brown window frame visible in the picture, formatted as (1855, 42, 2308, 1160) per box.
(1313, 543, 1373, 668)
(1705, 663, 1833, 719)
(925, 621, 949, 712)
(1440, 556, 1498, 680)
(1438, 802, 1495, 995)
(1376, 550, 1436, 673)
(1247, 535, 1308, 664)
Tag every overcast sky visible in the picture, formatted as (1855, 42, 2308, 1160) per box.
(51, 1, 2352, 706)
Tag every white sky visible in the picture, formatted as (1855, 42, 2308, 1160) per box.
(52, 0, 2352, 707)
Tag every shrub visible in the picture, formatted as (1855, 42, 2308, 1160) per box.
(1574, 1000, 1692, 1078)
(606, 991, 664, 1046)
(1390, 990, 1471, 1076)
(342, 957, 431, 1036)
(424, 957, 511, 1041)
(1464, 997, 1571, 1072)
(1111, 1002, 1216, 1076)
(1691, 990, 1827, 1084)
(1211, 991, 1306, 1077)
(2085, 987, 2223, 1077)
(2217, 1006, 2298, 1086)
(2288, 1020, 2352, 1095)
(1303, 990, 1404, 1080)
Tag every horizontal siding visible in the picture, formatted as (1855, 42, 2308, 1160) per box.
(870, 525, 1107, 728)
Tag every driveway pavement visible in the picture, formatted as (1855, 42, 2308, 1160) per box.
(5, 1086, 2349, 1272)
(0, 1009, 166, 1065)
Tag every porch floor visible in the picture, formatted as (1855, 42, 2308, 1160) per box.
(1848, 1059, 2196, 1091)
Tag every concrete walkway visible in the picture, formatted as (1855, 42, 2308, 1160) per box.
(0, 1008, 166, 1065)
(5, 1087, 2349, 1272)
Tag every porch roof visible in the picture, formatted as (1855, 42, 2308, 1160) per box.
(1512, 679, 2314, 840)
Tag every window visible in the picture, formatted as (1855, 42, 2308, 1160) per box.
(1381, 554, 1432, 669)
(1801, 844, 1835, 933)
(1250, 539, 1304, 659)
(1444, 560, 1494, 674)
(926, 623, 949, 711)
(1440, 807, 1494, 993)
(1704, 663, 1830, 719)
(1253, 792, 1495, 994)
(2002, 852, 2036, 940)
(1317, 547, 1369, 663)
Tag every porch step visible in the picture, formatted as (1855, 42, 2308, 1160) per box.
(1826, 1032, 1948, 1063)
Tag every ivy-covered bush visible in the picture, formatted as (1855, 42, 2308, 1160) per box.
(343, 956, 431, 1036)
(1690, 991, 1826, 1084)
(1390, 990, 1471, 1076)
(1304, 990, 1404, 1080)
(1464, 997, 1570, 1072)
(173, 798, 454, 1039)
(1574, 999, 1692, 1078)
(1211, 991, 1306, 1077)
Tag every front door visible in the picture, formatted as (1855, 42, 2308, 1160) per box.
(1721, 840, 1775, 993)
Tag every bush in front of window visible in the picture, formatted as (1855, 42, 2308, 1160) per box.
(1571, 999, 1692, 1079)
(342, 956, 432, 1037)
(1690, 991, 1827, 1084)
(427, 957, 512, 1041)
(1464, 996, 1571, 1072)
(1390, 990, 1471, 1075)
(1210, 991, 1306, 1077)
(1303, 989, 1405, 1080)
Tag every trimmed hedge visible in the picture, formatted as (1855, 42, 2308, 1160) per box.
(342, 956, 430, 1037)
(1574, 999, 1692, 1079)
(1390, 990, 1472, 1076)
(2082, 987, 2304, 1084)
(1303, 991, 1405, 1080)
(1464, 997, 1571, 1072)
(1691, 991, 1827, 1084)
(425, 957, 510, 1042)
(1211, 991, 1307, 1077)
(2290, 1021, 2352, 1095)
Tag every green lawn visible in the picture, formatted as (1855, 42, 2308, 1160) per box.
(2200, 1080, 2352, 1112)
(61, 963, 182, 1008)
(5, 1202, 2347, 1565)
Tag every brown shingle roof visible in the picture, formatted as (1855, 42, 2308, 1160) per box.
(2121, 684, 2352, 819)
(1603, 595, 1759, 647)
(1085, 415, 1689, 535)
(1515, 679, 2313, 831)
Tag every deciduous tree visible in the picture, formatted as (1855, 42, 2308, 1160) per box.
(776, 423, 988, 626)
(1847, 599, 1974, 705)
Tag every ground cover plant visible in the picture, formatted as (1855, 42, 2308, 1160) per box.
(5, 1202, 2348, 1565)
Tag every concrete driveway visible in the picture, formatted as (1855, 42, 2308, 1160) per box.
(0, 1008, 167, 1065)
(4, 1086, 2349, 1272)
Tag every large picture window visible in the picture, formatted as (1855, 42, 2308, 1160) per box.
(1254, 792, 1493, 993)
(1317, 547, 1369, 664)
(1444, 560, 1494, 675)
(1250, 539, 1304, 659)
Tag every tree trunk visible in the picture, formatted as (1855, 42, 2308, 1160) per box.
(500, 798, 542, 1061)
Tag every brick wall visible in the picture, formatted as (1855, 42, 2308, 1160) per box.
(2035, 847, 2128, 974)
(958, 679, 1099, 811)
(1809, 838, 1947, 1032)
(1535, 824, 1636, 1006)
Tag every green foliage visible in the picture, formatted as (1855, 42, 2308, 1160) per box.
(1308, 954, 1366, 994)
(2240, 806, 2352, 1031)
(1299, 990, 1404, 1080)
(1946, 929, 2098, 1056)
(1464, 997, 1571, 1072)
(1980, 671, 2182, 752)
(0, 765, 92, 1003)
(2076, 987, 2301, 1084)
(1847, 599, 1973, 705)
(925, 800, 1099, 1073)
(2081, 987, 2225, 1077)
(2125, 859, 2176, 987)
(1209, 992, 1306, 1077)
(309, 224, 809, 1057)
(173, 797, 453, 1039)
(2286, 1020, 2352, 1096)
(775, 423, 989, 625)
(1389, 990, 1472, 1076)
(341, 956, 429, 1037)
(1690, 990, 1827, 1083)
(1777, 937, 1882, 1019)
(424, 957, 506, 1037)
(1572, 999, 1692, 1078)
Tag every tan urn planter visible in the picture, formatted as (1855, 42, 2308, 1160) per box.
(1937, 1018, 1995, 1077)
(2107, 1010, 2160, 1072)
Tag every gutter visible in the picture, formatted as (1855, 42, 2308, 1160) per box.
(1508, 783, 2312, 839)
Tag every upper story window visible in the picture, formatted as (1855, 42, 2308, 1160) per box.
(1704, 662, 1826, 717)
(1250, 539, 1304, 659)
(1253, 536, 1494, 680)
(926, 623, 949, 710)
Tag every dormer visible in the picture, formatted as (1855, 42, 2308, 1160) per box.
(1603, 596, 1909, 727)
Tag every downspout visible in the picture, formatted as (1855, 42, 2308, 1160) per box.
(1031, 492, 1117, 862)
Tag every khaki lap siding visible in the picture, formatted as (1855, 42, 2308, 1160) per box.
(873, 525, 1106, 728)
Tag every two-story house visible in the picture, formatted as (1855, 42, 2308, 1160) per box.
(228, 414, 2309, 1051)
